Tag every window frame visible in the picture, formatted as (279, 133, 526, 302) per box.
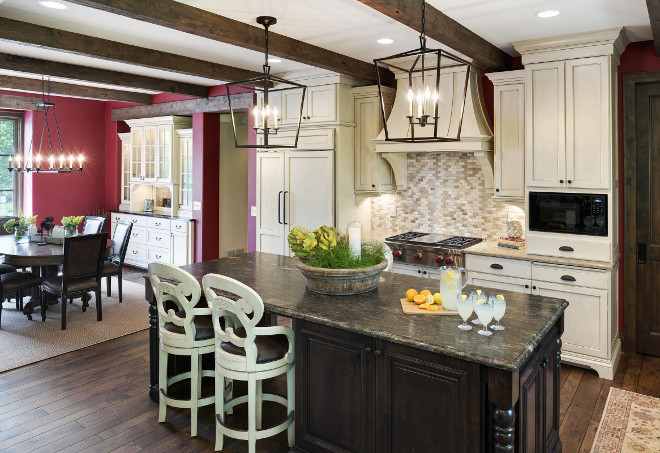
(0, 112, 23, 218)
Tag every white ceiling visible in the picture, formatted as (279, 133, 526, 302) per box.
(0, 0, 653, 95)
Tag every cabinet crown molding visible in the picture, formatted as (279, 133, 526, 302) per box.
(486, 70, 525, 85)
(352, 85, 394, 100)
(512, 27, 629, 65)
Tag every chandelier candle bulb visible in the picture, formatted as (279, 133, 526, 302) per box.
(416, 90, 423, 118)
(26, 157, 32, 170)
(35, 154, 41, 170)
(68, 155, 74, 169)
(59, 155, 64, 168)
(424, 86, 431, 116)
(273, 107, 279, 129)
(77, 155, 83, 168)
(7, 156, 11, 170)
(49, 155, 54, 169)
(407, 88, 414, 117)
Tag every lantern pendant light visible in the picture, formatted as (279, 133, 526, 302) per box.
(373, 0, 472, 142)
(8, 77, 83, 173)
(225, 16, 307, 149)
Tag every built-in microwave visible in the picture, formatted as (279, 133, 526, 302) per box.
(529, 192, 607, 236)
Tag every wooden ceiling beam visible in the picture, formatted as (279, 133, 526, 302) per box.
(0, 53, 208, 97)
(111, 92, 254, 121)
(356, 0, 511, 70)
(647, 0, 660, 56)
(0, 17, 261, 84)
(0, 75, 153, 104)
(64, 0, 393, 84)
(0, 93, 39, 111)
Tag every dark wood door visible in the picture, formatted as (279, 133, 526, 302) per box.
(634, 81, 660, 356)
(295, 320, 376, 453)
(375, 340, 481, 453)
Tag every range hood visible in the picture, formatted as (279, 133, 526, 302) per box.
(374, 65, 494, 190)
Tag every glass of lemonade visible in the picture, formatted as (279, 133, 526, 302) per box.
(471, 289, 487, 325)
(491, 294, 506, 331)
(475, 298, 494, 336)
(457, 294, 473, 331)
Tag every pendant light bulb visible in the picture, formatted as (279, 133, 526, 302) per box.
(78, 154, 84, 168)
(49, 155, 55, 169)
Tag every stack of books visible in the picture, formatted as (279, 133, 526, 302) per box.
(498, 237, 525, 250)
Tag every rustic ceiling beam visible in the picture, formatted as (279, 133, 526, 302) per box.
(0, 75, 153, 104)
(0, 53, 208, 97)
(0, 17, 261, 84)
(356, 0, 511, 70)
(111, 92, 253, 121)
(0, 93, 39, 111)
(647, 0, 660, 56)
(64, 0, 393, 84)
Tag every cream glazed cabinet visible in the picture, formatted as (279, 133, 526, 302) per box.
(111, 212, 194, 268)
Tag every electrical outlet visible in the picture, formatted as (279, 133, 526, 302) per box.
(193, 201, 201, 210)
(250, 206, 257, 217)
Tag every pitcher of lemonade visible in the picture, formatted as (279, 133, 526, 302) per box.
(439, 266, 469, 311)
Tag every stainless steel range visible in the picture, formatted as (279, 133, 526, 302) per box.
(384, 232, 483, 269)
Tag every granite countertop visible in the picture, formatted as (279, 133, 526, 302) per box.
(465, 240, 618, 270)
(181, 252, 568, 372)
(111, 210, 194, 221)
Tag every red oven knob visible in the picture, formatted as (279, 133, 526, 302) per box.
(435, 256, 443, 264)
(393, 250, 402, 258)
(445, 257, 453, 265)
(414, 252, 422, 261)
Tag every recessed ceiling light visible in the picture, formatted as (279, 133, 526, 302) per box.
(38, 1, 69, 9)
(267, 58, 282, 63)
(536, 10, 560, 18)
(377, 38, 394, 45)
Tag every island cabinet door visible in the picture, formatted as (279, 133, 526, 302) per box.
(374, 341, 482, 453)
(295, 320, 376, 453)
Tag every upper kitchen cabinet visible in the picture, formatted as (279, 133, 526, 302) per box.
(118, 132, 132, 212)
(513, 28, 628, 191)
(257, 83, 343, 127)
(352, 86, 395, 193)
(125, 116, 192, 184)
(486, 71, 525, 204)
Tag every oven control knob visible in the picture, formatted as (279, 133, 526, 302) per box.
(445, 257, 453, 265)
(413, 252, 422, 261)
(435, 256, 443, 264)
(393, 250, 402, 259)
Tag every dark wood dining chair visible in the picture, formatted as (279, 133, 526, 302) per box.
(0, 271, 45, 328)
(102, 220, 132, 303)
(40, 233, 107, 330)
(82, 216, 106, 235)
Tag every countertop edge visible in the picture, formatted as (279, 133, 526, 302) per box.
(110, 210, 194, 221)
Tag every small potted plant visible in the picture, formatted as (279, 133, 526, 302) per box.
(61, 216, 85, 237)
(288, 225, 387, 295)
(4, 211, 38, 244)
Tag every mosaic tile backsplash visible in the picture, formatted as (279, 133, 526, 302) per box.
(370, 153, 525, 241)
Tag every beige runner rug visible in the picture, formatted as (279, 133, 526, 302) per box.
(591, 387, 660, 452)
(0, 277, 148, 373)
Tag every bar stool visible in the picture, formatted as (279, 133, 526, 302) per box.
(202, 274, 295, 453)
(148, 261, 215, 437)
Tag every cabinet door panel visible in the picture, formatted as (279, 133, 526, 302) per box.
(171, 233, 189, 266)
(495, 84, 525, 197)
(285, 151, 334, 231)
(526, 62, 565, 187)
(565, 56, 610, 189)
(157, 126, 172, 181)
(281, 88, 305, 125)
(520, 359, 543, 453)
(143, 126, 157, 180)
(307, 85, 336, 123)
(256, 153, 285, 255)
(355, 99, 377, 191)
(131, 129, 143, 180)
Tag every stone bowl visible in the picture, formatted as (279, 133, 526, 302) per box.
(297, 259, 388, 296)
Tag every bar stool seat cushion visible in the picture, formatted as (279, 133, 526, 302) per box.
(42, 276, 97, 293)
(220, 327, 289, 364)
(2, 271, 44, 289)
(163, 311, 214, 341)
(0, 264, 17, 275)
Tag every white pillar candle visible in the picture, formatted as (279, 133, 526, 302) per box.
(347, 227, 361, 258)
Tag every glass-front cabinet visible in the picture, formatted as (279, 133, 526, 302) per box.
(118, 132, 132, 212)
(176, 128, 193, 219)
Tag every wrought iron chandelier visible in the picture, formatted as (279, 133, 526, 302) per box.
(225, 16, 306, 149)
(373, 0, 472, 142)
(8, 77, 83, 173)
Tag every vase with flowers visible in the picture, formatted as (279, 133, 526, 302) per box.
(61, 216, 84, 237)
(3, 211, 38, 244)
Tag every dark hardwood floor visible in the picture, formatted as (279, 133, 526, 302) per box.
(0, 266, 658, 452)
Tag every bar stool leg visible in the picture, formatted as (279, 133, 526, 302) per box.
(287, 364, 295, 447)
(158, 348, 168, 423)
(226, 378, 234, 415)
(215, 373, 225, 452)
(247, 374, 257, 453)
(190, 349, 200, 437)
(256, 380, 263, 429)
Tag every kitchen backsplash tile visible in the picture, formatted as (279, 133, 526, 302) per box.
(371, 153, 525, 241)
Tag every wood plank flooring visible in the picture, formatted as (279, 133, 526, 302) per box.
(1, 265, 659, 452)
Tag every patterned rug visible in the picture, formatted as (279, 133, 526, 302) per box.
(592, 387, 660, 452)
(0, 277, 148, 373)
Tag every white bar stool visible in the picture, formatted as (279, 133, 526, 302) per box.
(148, 261, 216, 437)
(203, 274, 295, 453)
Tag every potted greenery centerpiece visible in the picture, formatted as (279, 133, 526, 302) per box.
(61, 216, 84, 237)
(4, 211, 38, 244)
(288, 225, 387, 295)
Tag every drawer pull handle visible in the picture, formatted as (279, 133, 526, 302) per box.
(490, 263, 503, 270)
(560, 275, 576, 282)
(156, 255, 161, 259)
(156, 237, 161, 241)
(559, 246, 574, 252)
(132, 250, 138, 254)
(155, 222, 160, 226)
(365, 347, 372, 353)
(375, 350, 382, 356)
(176, 225, 182, 229)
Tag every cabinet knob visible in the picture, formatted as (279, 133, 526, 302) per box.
(525, 284, 529, 289)
(365, 347, 372, 353)
(417, 269, 422, 274)
(372, 184, 376, 188)
(567, 180, 572, 184)
(375, 350, 382, 356)
(559, 179, 564, 184)
(422, 271, 427, 275)
(532, 285, 537, 290)
(495, 188, 500, 192)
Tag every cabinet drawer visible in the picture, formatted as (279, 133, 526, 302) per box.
(122, 215, 146, 229)
(129, 227, 147, 245)
(147, 229, 170, 247)
(125, 243, 146, 264)
(465, 254, 531, 279)
(468, 271, 532, 294)
(526, 234, 611, 262)
(171, 220, 189, 233)
(146, 217, 171, 230)
(532, 263, 609, 289)
(148, 247, 170, 263)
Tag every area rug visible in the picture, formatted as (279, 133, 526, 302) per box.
(591, 387, 660, 452)
(0, 277, 148, 373)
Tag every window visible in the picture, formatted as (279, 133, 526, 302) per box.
(0, 113, 22, 216)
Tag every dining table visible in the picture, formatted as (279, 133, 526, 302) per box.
(0, 234, 114, 319)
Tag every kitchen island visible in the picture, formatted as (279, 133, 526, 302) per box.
(145, 252, 568, 452)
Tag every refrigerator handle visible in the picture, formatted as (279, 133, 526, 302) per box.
(283, 191, 288, 225)
(277, 191, 283, 224)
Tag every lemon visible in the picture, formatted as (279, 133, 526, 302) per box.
(433, 293, 442, 304)
(446, 281, 458, 292)
(426, 294, 435, 305)
(476, 289, 482, 295)
(496, 294, 505, 300)
(461, 294, 468, 301)
(447, 269, 455, 280)
(419, 303, 430, 309)
(426, 305, 440, 311)
(441, 276, 450, 283)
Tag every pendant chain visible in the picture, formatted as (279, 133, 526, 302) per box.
(419, 0, 427, 50)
